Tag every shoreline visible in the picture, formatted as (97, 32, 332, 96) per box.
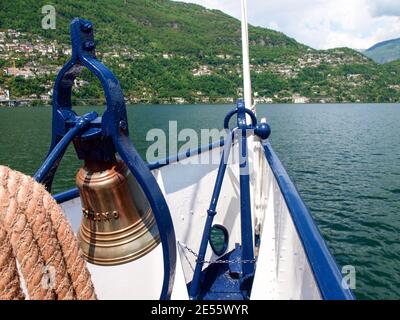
(1, 101, 400, 108)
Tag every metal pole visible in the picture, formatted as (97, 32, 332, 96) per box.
(239, 127, 255, 277)
(189, 130, 234, 299)
(241, 0, 253, 113)
(240, 1, 258, 260)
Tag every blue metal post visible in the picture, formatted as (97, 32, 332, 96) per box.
(237, 101, 255, 277)
(189, 130, 234, 299)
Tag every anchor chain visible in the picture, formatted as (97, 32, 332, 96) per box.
(178, 242, 257, 265)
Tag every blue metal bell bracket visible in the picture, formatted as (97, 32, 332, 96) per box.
(34, 18, 176, 300)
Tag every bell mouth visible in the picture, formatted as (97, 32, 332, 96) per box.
(78, 209, 161, 266)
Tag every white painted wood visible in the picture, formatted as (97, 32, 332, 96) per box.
(61, 198, 164, 300)
(87, 245, 164, 300)
(251, 151, 321, 300)
(171, 250, 189, 300)
(154, 142, 243, 285)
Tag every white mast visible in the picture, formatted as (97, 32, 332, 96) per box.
(240, 0, 253, 113)
(240, 0, 258, 231)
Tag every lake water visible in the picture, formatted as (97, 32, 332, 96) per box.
(0, 103, 399, 299)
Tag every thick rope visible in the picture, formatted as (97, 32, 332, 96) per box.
(0, 166, 96, 300)
(0, 227, 24, 300)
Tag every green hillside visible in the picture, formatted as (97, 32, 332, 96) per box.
(0, 0, 302, 53)
(363, 38, 400, 64)
(0, 0, 399, 104)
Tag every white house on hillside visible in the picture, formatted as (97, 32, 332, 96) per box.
(292, 94, 309, 104)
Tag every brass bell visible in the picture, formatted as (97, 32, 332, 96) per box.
(76, 158, 160, 266)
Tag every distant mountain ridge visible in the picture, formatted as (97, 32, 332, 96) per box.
(367, 38, 400, 51)
(363, 38, 400, 64)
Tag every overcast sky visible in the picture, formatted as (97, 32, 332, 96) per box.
(176, 0, 400, 50)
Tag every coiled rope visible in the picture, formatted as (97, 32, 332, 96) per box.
(0, 166, 96, 300)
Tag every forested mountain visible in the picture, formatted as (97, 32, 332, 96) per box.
(0, 0, 399, 104)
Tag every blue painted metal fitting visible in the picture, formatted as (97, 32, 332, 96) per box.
(207, 209, 217, 217)
(83, 40, 96, 51)
(237, 99, 245, 109)
(34, 111, 98, 184)
(119, 120, 128, 131)
(81, 22, 93, 33)
(254, 122, 271, 140)
(223, 103, 257, 130)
